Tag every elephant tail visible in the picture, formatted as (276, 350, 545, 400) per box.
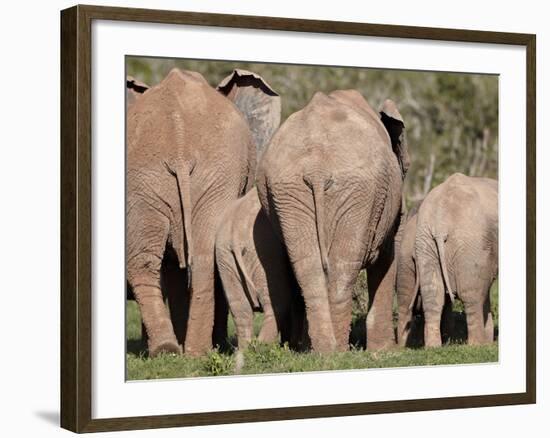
(165, 160, 194, 288)
(310, 179, 329, 276)
(434, 235, 454, 304)
(232, 247, 260, 309)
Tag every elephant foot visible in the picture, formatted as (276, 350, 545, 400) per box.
(367, 338, 396, 351)
(184, 346, 211, 357)
(366, 327, 396, 351)
(311, 336, 338, 354)
(424, 328, 442, 348)
(258, 326, 278, 344)
(148, 337, 181, 358)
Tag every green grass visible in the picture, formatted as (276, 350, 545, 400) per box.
(126, 279, 499, 380)
(127, 340, 498, 380)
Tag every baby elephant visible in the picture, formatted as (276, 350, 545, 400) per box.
(215, 188, 306, 351)
(396, 203, 453, 347)
(414, 173, 498, 347)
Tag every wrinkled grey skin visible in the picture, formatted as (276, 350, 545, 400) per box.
(396, 204, 454, 347)
(257, 90, 409, 352)
(126, 68, 279, 357)
(415, 173, 498, 347)
(215, 188, 307, 352)
(217, 69, 281, 159)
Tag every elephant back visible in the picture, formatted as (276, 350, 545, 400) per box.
(259, 90, 398, 183)
(127, 68, 255, 173)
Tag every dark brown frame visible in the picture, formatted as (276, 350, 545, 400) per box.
(60, 4, 536, 433)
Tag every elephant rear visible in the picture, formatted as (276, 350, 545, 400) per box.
(415, 173, 498, 346)
(257, 90, 409, 352)
(126, 68, 280, 357)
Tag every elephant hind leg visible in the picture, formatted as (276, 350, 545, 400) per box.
(184, 253, 217, 356)
(330, 261, 362, 351)
(420, 268, 445, 348)
(483, 292, 495, 343)
(462, 290, 493, 346)
(217, 257, 254, 351)
(258, 294, 280, 344)
(127, 207, 180, 357)
(463, 289, 493, 345)
(366, 251, 397, 351)
(293, 255, 337, 353)
(128, 263, 180, 357)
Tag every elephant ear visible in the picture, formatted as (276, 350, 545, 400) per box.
(217, 69, 281, 158)
(126, 76, 149, 109)
(380, 99, 410, 178)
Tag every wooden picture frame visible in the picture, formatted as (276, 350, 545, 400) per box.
(60, 4, 536, 433)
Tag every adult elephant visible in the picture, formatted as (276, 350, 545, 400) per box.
(127, 68, 279, 357)
(256, 90, 409, 352)
(415, 173, 498, 347)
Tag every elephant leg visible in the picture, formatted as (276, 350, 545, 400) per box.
(293, 255, 337, 353)
(463, 298, 488, 345)
(329, 260, 362, 351)
(234, 305, 254, 350)
(460, 281, 496, 346)
(366, 249, 397, 350)
(184, 253, 216, 356)
(397, 306, 415, 348)
(396, 268, 417, 347)
(127, 207, 180, 357)
(416, 246, 445, 348)
(420, 267, 445, 348)
(162, 262, 189, 346)
(258, 293, 279, 344)
(217, 254, 253, 350)
(483, 292, 494, 343)
(462, 288, 493, 345)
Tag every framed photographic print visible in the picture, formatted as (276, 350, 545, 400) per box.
(60, 4, 536, 433)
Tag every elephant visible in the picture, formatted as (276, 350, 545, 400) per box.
(215, 187, 306, 352)
(256, 89, 409, 352)
(414, 173, 498, 347)
(126, 68, 280, 357)
(395, 202, 454, 347)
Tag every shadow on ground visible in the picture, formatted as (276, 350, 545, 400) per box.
(34, 411, 59, 427)
(350, 311, 498, 349)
